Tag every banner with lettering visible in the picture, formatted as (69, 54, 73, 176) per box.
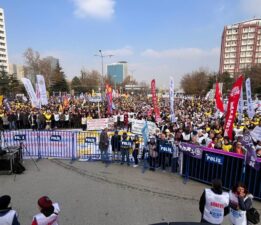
(237, 88, 243, 122)
(224, 75, 243, 140)
(169, 77, 175, 122)
(159, 143, 174, 154)
(36, 75, 48, 105)
(21, 78, 39, 107)
(179, 143, 203, 159)
(245, 78, 255, 119)
(241, 132, 260, 170)
(151, 79, 161, 122)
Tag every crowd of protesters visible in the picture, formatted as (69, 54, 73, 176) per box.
(0, 94, 261, 158)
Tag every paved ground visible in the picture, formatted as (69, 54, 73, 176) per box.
(0, 159, 260, 225)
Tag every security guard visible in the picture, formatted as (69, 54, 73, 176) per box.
(0, 195, 20, 225)
(199, 179, 229, 224)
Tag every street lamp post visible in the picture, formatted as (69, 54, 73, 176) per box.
(94, 50, 114, 91)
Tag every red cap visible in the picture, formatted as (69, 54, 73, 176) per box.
(38, 196, 53, 209)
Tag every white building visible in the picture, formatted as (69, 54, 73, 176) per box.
(0, 8, 9, 73)
(9, 64, 25, 80)
(219, 19, 261, 75)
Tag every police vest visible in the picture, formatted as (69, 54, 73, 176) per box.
(229, 191, 248, 225)
(203, 188, 229, 224)
(121, 139, 132, 149)
(0, 210, 16, 225)
(34, 203, 60, 225)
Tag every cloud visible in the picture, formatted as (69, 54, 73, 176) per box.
(240, 0, 261, 16)
(103, 47, 134, 57)
(72, 0, 115, 19)
(141, 47, 219, 59)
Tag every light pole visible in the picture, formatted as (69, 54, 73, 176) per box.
(94, 50, 114, 83)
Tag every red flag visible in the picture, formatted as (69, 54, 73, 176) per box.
(224, 75, 244, 140)
(151, 79, 161, 122)
(215, 82, 224, 112)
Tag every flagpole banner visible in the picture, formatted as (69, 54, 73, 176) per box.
(241, 132, 260, 171)
(141, 120, 149, 146)
(245, 78, 255, 119)
(215, 82, 224, 112)
(169, 77, 175, 122)
(237, 87, 243, 122)
(224, 75, 243, 140)
(35, 83, 41, 109)
(36, 74, 48, 105)
(21, 78, 38, 107)
(151, 79, 161, 122)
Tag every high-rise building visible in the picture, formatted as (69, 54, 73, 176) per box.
(9, 64, 25, 80)
(219, 19, 261, 75)
(107, 61, 128, 84)
(0, 8, 9, 73)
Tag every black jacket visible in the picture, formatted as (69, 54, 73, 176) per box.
(111, 134, 121, 151)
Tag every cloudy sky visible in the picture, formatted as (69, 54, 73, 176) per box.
(2, 0, 261, 88)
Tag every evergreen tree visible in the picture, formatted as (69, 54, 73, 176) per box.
(50, 62, 69, 93)
(0, 66, 10, 96)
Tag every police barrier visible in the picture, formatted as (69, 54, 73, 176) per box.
(179, 143, 261, 200)
(2, 130, 76, 160)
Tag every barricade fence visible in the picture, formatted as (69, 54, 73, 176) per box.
(1, 130, 260, 199)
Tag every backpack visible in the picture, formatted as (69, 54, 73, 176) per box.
(247, 207, 260, 224)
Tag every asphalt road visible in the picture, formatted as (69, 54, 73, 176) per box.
(0, 159, 260, 225)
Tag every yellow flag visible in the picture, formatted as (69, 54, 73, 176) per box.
(0, 96, 3, 106)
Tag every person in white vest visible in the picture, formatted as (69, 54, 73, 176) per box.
(199, 179, 229, 224)
(229, 182, 253, 225)
(31, 196, 60, 225)
(0, 195, 20, 225)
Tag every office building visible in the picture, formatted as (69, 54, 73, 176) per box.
(0, 8, 9, 73)
(107, 61, 128, 84)
(9, 64, 25, 80)
(219, 19, 261, 75)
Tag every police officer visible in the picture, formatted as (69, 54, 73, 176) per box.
(0, 195, 20, 225)
(121, 132, 132, 166)
(199, 179, 229, 224)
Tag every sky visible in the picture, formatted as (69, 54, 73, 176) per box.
(1, 0, 261, 88)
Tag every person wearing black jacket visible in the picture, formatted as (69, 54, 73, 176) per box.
(0, 195, 20, 225)
(199, 179, 229, 224)
(111, 130, 121, 161)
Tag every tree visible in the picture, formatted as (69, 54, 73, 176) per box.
(8, 74, 24, 98)
(71, 76, 87, 93)
(243, 65, 261, 94)
(180, 70, 209, 95)
(0, 66, 9, 96)
(81, 69, 102, 92)
(23, 48, 41, 83)
(50, 62, 69, 93)
(218, 71, 234, 96)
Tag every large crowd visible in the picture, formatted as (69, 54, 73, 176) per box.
(1, 94, 261, 158)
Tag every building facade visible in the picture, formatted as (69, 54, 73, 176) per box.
(107, 61, 128, 84)
(9, 64, 25, 80)
(0, 8, 9, 73)
(219, 19, 261, 75)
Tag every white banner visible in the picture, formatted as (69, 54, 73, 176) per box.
(131, 119, 157, 135)
(169, 77, 175, 122)
(237, 87, 243, 122)
(250, 126, 261, 142)
(36, 75, 48, 105)
(21, 78, 39, 108)
(87, 118, 114, 130)
(245, 78, 255, 119)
